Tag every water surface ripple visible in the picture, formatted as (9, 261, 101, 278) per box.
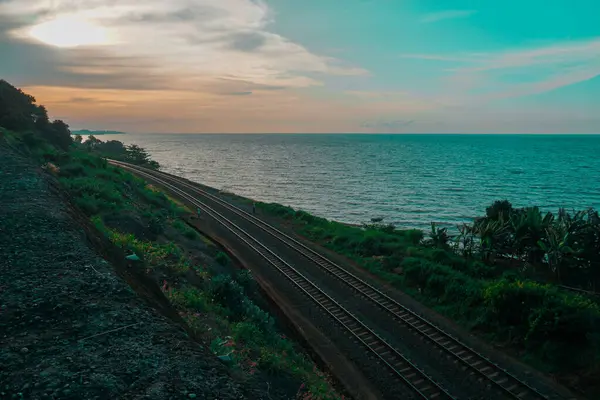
(106, 134, 600, 230)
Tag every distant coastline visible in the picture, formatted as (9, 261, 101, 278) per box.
(71, 129, 126, 135)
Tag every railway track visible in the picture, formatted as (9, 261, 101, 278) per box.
(111, 160, 554, 400)
(110, 160, 454, 400)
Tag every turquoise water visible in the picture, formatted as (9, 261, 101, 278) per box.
(100, 134, 600, 230)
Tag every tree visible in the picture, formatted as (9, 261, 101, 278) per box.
(126, 144, 160, 169)
(98, 140, 126, 154)
(0, 79, 45, 131)
(474, 218, 508, 262)
(83, 135, 101, 151)
(0, 80, 72, 150)
(42, 119, 72, 151)
(429, 222, 451, 248)
(486, 200, 513, 221)
(538, 226, 574, 282)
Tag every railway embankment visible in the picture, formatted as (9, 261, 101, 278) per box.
(0, 135, 343, 399)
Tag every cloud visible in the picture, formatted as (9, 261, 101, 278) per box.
(224, 91, 253, 96)
(227, 31, 267, 52)
(400, 37, 600, 104)
(419, 10, 477, 23)
(0, 0, 367, 92)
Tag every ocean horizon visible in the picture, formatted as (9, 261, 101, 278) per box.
(93, 133, 600, 231)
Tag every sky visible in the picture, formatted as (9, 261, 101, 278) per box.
(1, 0, 599, 133)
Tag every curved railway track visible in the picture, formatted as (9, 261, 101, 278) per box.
(111, 160, 454, 400)
(111, 160, 554, 400)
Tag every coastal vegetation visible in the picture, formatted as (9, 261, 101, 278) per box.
(1, 80, 339, 399)
(76, 133, 160, 169)
(257, 201, 600, 394)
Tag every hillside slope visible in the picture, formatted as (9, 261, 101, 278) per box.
(0, 145, 249, 399)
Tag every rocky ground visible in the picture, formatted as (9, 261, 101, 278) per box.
(0, 146, 258, 399)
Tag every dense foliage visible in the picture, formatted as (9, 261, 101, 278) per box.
(0, 80, 72, 150)
(467, 201, 600, 290)
(0, 79, 158, 169)
(78, 134, 160, 169)
(257, 201, 600, 392)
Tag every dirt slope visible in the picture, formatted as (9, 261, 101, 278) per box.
(0, 147, 250, 399)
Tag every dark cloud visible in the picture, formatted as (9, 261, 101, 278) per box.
(54, 97, 119, 104)
(228, 31, 266, 52)
(0, 12, 291, 95)
(0, 34, 175, 90)
(217, 77, 287, 91)
(103, 5, 226, 26)
(69, 97, 96, 103)
(223, 91, 253, 96)
(257, 85, 286, 91)
(0, 15, 40, 34)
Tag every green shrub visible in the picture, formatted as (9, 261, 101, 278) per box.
(402, 257, 483, 303)
(235, 270, 257, 293)
(207, 274, 244, 314)
(74, 193, 102, 215)
(258, 202, 296, 218)
(258, 347, 289, 374)
(59, 162, 86, 177)
(215, 251, 230, 266)
(148, 215, 165, 235)
(482, 279, 600, 367)
(169, 287, 211, 312)
(172, 219, 199, 240)
(60, 177, 124, 214)
(403, 229, 424, 245)
(243, 299, 274, 331)
(135, 184, 170, 208)
(232, 322, 264, 346)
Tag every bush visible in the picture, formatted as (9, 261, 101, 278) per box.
(169, 287, 210, 312)
(59, 162, 86, 177)
(258, 347, 289, 374)
(235, 270, 257, 293)
(74, 193, 102, 215)
(258, 202, 296, 219)
(402, 257, 483, 305)
(482, 280, 600, 367)
(172, 219, 199, 240)
(147, 214, 165, 235)
(60, 177, 124, 213)
(403, 229, 424, 245)
(207, 274, 245, 314)
(215, 251, 230, 266)
(232, 322, 264, 346)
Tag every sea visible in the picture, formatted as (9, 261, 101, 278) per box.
(94, 134, 600, 231)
